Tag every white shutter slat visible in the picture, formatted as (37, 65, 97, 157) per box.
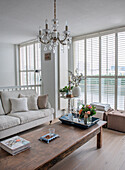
(118, 32, 125, 76)
(87, 37, 99, 76)
(87, 78, 99, 104)
(73, 40, 85, 75)
(101, 34, 115, 76)
(101, 78, 115, 108)
(117, 78, 125, 110)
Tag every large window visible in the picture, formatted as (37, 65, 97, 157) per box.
(73, 30, 125, 110)
(19, 42, 41, 86)
(87, 37, 99, 76)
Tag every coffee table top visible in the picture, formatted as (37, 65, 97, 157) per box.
(0, 120, 106, 170)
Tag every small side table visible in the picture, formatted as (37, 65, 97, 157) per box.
(60, 96, 80, 113)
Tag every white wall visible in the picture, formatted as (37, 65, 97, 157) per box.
(41, 44, 72, 117)
(0, 43, 16, 87)
(41, 45, 58, 117)
(59, 45, 68, 111)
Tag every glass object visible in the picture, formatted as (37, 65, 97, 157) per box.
(88, 116, 92, 123)
(84, 117, 87, 125)
(44, 46, 47, 51)
(49, 128, 55, 137)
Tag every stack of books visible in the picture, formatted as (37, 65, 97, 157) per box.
(0, 136, 30, 155)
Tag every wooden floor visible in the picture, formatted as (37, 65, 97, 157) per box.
(21, 120, 125, 170)
(51, 127, 125, 170)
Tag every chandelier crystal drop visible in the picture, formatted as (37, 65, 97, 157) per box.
(38, 0, 72, 53)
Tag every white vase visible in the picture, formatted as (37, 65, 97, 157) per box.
(72, 86, 81, 97)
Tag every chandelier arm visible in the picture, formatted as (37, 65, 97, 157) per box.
(59, 41, 66, 45)
(57, 34, 68, 44)
(39, 38, 50, 45)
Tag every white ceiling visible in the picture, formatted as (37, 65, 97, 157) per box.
(0, 0, 125, 44)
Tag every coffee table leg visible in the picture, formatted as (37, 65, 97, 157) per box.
(97, 127, 102, 149)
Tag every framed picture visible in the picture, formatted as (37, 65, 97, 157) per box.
(45, 53, 51, 61)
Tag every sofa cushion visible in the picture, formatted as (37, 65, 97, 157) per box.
(0, 99, 5, 115)
(10, 98, 29, 113)
(38, 94, 48, 109)
(0, 90, 36, 114)
(9, 108, 54, 124)
(19, 94, 38, 110)
(0, 115, 20, 131)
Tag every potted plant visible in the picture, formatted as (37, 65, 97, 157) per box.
(59, 86, 73, 97)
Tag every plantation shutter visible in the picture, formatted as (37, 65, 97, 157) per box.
(117, 32, 125, 110)
(86, 37, 99, 104)
(73, 40, 85, 75)
(86, 37, 99, 76)
(86, 78, 99, 104)
(101, 78, 115, 108)
(101, 34, 115, 76)
(118, 32, 125, 76)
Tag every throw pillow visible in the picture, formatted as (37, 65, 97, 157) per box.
(46, 101, 51, 109)
(19, 94, 38, 110)
(10, 98, 28, 113)
(0, 99, 5, 115)
(38, 94, 48, 109)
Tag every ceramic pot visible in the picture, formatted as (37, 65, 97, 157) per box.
(72, 86, 81, 97)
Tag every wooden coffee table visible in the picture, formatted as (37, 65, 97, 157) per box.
(0, 120, 106, 170)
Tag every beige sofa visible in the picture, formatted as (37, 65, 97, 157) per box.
(0, 90, 54, 139)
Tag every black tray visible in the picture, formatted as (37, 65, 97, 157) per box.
(59, 114, 99, 129)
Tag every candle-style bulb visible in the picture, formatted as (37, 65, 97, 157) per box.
(45, 19, 48, 25)
(66, 20, 68, 26)
(39, 26, 41, 31)
(45, 19, 48, 29)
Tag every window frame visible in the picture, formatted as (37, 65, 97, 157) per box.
(19, 41, 41, 87)
(73, 28, 125, 110)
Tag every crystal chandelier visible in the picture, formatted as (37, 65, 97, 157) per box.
(38, 0, 72, 53)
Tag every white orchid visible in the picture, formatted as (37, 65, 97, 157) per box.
(68, 69, 84, 87)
